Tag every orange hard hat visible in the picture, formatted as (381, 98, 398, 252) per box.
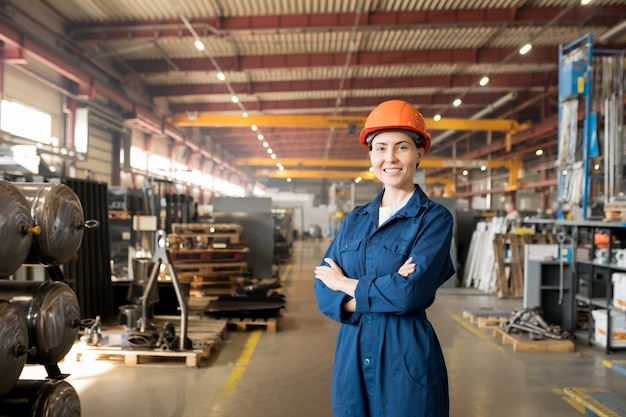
(359, 100, 431, 153)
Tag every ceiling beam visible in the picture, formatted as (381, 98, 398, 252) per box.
(172, 113, 528, 132)
(148, 73, 556, 98)
(67, 6, 624, 40)
(168, 90, 550, 113)
(123, 46, 559, 74)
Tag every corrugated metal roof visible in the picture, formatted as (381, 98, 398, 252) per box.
(8, 0, 626, 173)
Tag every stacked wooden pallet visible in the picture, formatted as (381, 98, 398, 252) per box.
(166, 223, 249, 296)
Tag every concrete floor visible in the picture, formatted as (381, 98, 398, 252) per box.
(20, 239, 626, 417)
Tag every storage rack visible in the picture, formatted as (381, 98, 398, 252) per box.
(557, 34, 626, 220)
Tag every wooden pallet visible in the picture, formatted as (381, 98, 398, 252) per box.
(171, 223, 243, 235)
(71, 344, 205, 367)
(174, 262, 248, 277)
(68, 316, 227, 368)
(169, 223, 244, 247)
(185, 275, 239, 296)
(462, 307, 511, 328)
(170, 247, 249, 263)
(563, 387, 626, 417)
(492, 327, 574, 352)
(227, 317, 278, 333)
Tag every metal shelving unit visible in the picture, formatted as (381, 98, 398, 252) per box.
(562, 220, 626, 353)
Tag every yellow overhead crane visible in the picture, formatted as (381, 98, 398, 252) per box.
(171, 113, 528, 132)
(239, 157, 524, 195)
(171, 113, 527, 195)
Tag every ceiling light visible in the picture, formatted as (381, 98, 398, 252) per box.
(217, 72, 226, 81)
(519, 43, 532, 55)
(251, 125, 258, 131)
(580, 0, 591, 4)
(462, 170, 468, 176)
(286, 178, 292, 182)
(433, 114, 442, 121)
(369, 167, 374, 172)
(194, 40, 205, 51)
(594, 163, 600, 170)
(480, 165, 487, 171)
(479, 76, 489, 86)
(536, 149, 544, 156)
(231, 96, 239, 103)
(279, 165, 284, 171)
(257, 134, 264, 140)
(267, 148, 273, 154)
(453, 98, 462, 107)
(355, 177, 362, 183)
(271, 154, 277, 159)
(242, 112, 248, 118)
(263, 142, 269, 148)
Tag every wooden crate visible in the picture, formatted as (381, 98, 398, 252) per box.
(492, 327, 574, 352)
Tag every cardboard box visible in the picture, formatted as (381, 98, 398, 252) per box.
(592, 309, 626, 348)
(613, 273, 626, 311)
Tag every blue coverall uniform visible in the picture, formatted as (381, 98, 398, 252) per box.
(315, 185, 455, 417)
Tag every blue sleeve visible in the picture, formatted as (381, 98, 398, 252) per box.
(354, 205, 455, 314)
(313, 221, 361, 324)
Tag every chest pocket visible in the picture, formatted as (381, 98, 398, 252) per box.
(381, 240, 411, 274)
(338, 239, 363, 276)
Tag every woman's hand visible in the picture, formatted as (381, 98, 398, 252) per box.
(314, 258, 357, 297)
(398, 257, 415, 278)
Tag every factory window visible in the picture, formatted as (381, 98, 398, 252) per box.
(128, 146, 147, 171)
(149, 153, 171, 176)
(0, 100, 52, 144)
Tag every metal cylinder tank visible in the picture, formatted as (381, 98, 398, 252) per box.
(0, 281, 80, 364)
(0, 180, 36, 277)
(0, 379, 81, 417)
(13, 182, 85, 266)
(0, 300, 29, 398)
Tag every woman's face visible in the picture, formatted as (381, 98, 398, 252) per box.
(369, 131, 425, 190)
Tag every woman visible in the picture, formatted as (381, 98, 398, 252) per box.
(314, 100, 455, 417)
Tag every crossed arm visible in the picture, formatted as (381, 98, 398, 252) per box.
(314, 257, 416, 312)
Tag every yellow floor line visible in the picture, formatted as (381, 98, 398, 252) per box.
(552, 387, 587, 415)
(276, 262, 292, 294)
(209, 249, 294, 415)
(210, 330, 262, 416)
(448, 312, 506, 352)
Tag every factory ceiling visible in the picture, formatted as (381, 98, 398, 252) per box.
(1, 0, 626, 195)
